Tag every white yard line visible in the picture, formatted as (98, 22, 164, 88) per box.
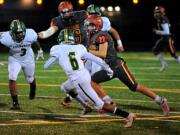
(0, 93, 180, 105)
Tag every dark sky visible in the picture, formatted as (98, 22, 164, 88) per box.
(0, 0, 179, 51)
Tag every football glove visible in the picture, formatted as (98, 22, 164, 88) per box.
(106, 67, 114, 78)
(36, 48, 44, 60)
(0, 61, 4, 66)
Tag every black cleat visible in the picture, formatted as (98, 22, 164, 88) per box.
(61, 96, 72, 107)
(10, 103, 20, 110)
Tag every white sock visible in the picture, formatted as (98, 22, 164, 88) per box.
(102, 95, 112, 104)
(156, 54, 167, 66)
(154, 95, 161, 103)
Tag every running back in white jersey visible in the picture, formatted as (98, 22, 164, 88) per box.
(50, 44, 87, 75)
(0, 29, 37, 62)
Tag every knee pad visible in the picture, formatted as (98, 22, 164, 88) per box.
(26, 76, 34, 83)
(9, 74, 17, 81)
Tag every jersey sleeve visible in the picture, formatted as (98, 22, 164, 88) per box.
(0, 31, 12, 47)
(26, 29, 38, 42)
(101, 17, 111, 31)
(50, 45, 60, 58)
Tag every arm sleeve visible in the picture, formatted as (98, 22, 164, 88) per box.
(156, 23, 170, 35)
(81, 52, 109, 70)
(101, 17, 111, 31)
(44, 56, 57, 69)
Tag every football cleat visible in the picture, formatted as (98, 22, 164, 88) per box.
(61, 96, 72, 107)
(124, 113, 136, 128)
(10, 103, 20, 110)
(160, 63, 168, 72)
(176, 56, 180, 63)
(82, 106, 93, 115)
(160, 97, 170, 116)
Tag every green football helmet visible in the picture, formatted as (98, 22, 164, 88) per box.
(10, 19, 26, 42)
(57, 29, 75, 44)
(87, 4, 101, 16)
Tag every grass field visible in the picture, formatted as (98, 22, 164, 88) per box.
(0, 52, 180, 135)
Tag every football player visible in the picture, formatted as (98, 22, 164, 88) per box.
(87, 4, 124, 52)
(84, 15, 170, 116)
(38, 1, 89, 106)
(153, 6, 180, 71)
(44, 29, 136, 128)
(0, 19, 43, 109)
(38, 1, 88, 45)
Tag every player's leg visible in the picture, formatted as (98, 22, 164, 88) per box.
(76, 71, 136, 128)
(168, 37, 180, 62)
(60, 79, 90, 110)
(91, 70, 114, 104)
(117, 59, 170, 115)
(8, 57, 21, 109)
(152, 37, 168, 71)
(23, 62, 36, 99)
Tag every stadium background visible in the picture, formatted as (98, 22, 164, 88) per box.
(0, 0, 180, 52)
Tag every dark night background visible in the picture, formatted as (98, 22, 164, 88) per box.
(0, 0, 180, 52)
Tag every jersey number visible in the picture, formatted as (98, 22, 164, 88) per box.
(20, 48, 27, 56)
(68, 52, 79, 70)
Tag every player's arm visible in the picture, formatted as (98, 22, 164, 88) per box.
(82, 52, 113, 78)
(32, 41, 44, 60)
(44, 45, 59, 69)
(109, 27, 124, 52)
(38, 26, 58, 39)
(44, 56, 57, 69)
(154, 23, 170, 35)
(89, 42, 108, 58)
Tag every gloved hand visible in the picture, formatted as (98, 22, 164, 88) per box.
(0, 61, 4, 66)
(106, 67, 114, 78)
(36, 48, 44, 60)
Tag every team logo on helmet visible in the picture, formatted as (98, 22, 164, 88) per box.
(57, 29, 75, 44)
(87, 4, 101, 16)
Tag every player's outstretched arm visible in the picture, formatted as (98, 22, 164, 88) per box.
(38, 26, 58, 39)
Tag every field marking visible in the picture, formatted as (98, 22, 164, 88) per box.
(0, 83, 180, 93)
(1, 75, 180, 83)
(0, 114, 180, 126)
(0, 93, 180, 104)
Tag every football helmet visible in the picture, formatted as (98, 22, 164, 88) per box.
(58, 1, 73, 19)
(154, 6, 165, 19)
(9, 19, 26, 42)
(87, 4, 101, 16)
(57, 29, 75, 44)
(84, 15, 103, 33)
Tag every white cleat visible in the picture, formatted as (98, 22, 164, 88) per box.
(124, 113, 136, 128)
(176, 57, 180, 63)
(160, 63, 168, 72)
(0, 62, 4, 66)
(160, 97, 170, 116)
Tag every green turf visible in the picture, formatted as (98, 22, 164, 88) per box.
(0, 52, 180, 135)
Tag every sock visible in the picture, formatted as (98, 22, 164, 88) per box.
(30, 79, 36, 92)
(156, 54, 167, 66)
(113, 107, 129, 118)
(154, 95, 161, 104)
(11, 95, 18, 105)
(102, 96, 112, 104)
